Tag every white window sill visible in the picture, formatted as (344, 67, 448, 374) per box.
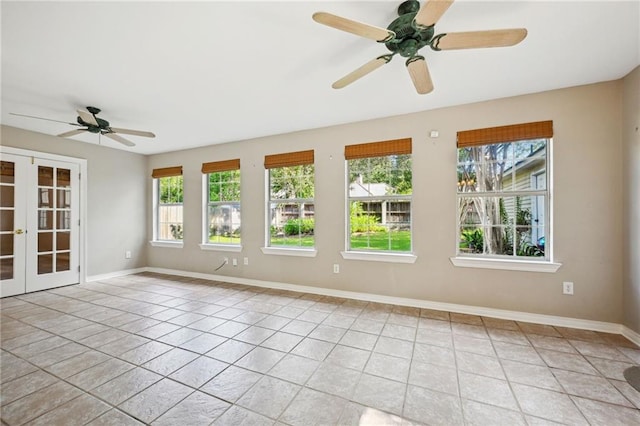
(149, 240, 184, 249)
(261, 247, 318, 257)
(340, 251, 417, 264)
(450, 256, 562, 273)
(199, 243, 242, 252)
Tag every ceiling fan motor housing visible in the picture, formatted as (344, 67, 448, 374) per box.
(386, 0, 435, 57)
(76, 116, 111, 132)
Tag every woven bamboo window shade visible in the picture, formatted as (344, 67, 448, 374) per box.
(201, 159, 240, 174)
(344, 138, 412, 160)
(264, 150, 314, 169)
(151, 166, 182, 178)
(457, 121, 553, 148)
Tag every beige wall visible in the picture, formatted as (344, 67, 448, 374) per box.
(623, 66, 640, 333)
(149, 80, 625, 324)
(1, 126, 149, 277)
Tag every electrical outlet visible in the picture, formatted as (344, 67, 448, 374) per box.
(223, 257, 229, 265)
(125, 250, 131, 259)
(232, 258, 238, 267)
(333, 264, 340, 274)
(563, 281, 574, 295)
(244, 257, 249, 266)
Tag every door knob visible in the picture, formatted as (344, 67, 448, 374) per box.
(14, 229, 24, 235)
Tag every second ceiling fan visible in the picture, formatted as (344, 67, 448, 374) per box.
(313, 0, 527, 94)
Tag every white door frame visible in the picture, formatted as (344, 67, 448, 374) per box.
(1, 146, 87, 287)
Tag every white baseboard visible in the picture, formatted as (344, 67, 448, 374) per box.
(86, 268, 148, 283)
(143, 267, 628, 336)
(622, 326, 640, 347)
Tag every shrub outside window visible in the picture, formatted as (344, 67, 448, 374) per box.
(346, 139, 412, 253)
(203, 159, 241, 245)
(265, 150, 314, 248)
(153, 166, 183, 241)
(456, 121, 552, 260)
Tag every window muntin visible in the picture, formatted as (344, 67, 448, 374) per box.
(206, 169, 241, 245)
(347, 154, 412, 253)
(156, 175, 183, 241)
(457, 138, 549, 259)
(268, 164, 315, 248)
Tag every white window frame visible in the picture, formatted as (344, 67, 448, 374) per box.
(150, 176, 183, 248)
(451, 138, 561, 272)
(262, 164, 317, 257)
(200, 170, 242, 252)
(341, 153, 416, 264)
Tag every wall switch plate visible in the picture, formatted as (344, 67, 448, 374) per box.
(563, 281, 574, 295)
(243, 257, 249, 265)
(333, 264, 340, 274)
(232, 258, 238, 267)
(125, 251, 131, 259)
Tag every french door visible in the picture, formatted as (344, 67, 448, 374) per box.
(1, 153, 80, 297)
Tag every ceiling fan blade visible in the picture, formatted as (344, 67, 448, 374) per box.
(432, 28, 527, 50)
(414, 0, 454, 28)
(332, 55, 393, 89)
(103, 132, 135, 147)
(406, 56, 434, 95)
(77, 109, 99, 126)
(57, 129, 87, 138)
(9, 112, 80, 126)
(313, 12, 395, 42)
(110, 127, 156, 138)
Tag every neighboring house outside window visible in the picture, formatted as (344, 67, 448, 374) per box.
(265, 150, 315, 248)
(345, 138, 412, 253)
(456, 121, 553, 260)
(202, 159, 241, 246)
(152, 166, 183, 242)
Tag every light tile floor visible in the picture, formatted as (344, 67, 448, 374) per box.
(1, 272, 640, 425)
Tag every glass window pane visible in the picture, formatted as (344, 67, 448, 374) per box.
(38, 188, 53, 208)
(38, 254, 54, 274)
(38, 232, 53, 252)
(0, 258, 13, 280)
(0, 186, 14, 208)
(389, 229, 411, 252)
(38, 210, 53, 230)
(158, 205, 183, 240)
(0, 210, 14, 231)
(57, 211, 71, 230)
(57, 232, 70, 251)
(57, 190, 71, 208)
(458, 197, 483, 226)
(1, 161, 15, 184)
(56, 253, 70, 272)
(208, 204, 241, 244)
(38, 166, 54, 186)
(0, 234, 13, 256)
(459, 226, 484, 254)
(57, 169, 71, 187)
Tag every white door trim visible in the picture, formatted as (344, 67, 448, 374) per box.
(0, 146, 87, 286)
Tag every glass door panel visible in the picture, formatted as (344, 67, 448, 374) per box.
(0, 156, 27, 296)
(27, 159, 79, 292)
(36, 166, 73, 275)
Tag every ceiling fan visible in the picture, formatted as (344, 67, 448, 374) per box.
(313, 0, 527, 94)
(10, 106, 155, 147)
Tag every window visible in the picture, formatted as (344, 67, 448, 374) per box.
(265, 150, 315, 249)
(346, 138, 412, 253)
(152, 166, 183, 243)
(202, 159, 241, 246)
(456, 121, 553, 261)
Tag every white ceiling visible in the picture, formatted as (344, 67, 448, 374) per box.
(2, 1, 639, 155)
